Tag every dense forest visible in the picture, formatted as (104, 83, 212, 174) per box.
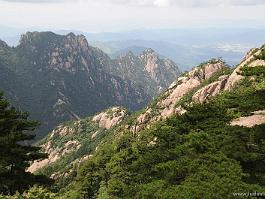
(1, 63, 265, 198)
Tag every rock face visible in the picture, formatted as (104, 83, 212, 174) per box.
(27, 127, 81, 173)
(140, 49, 180, 89)
(132, 59, 227, 133)
(224, 48, 263, 91)
(192, 75, 229, 103)
(109, 49, 180, 96)
(159, 59, 226, 118)
(192, 45, 265, 103)
(92, 107, 128, 129)
(0, 32, 151, 139)
(28, 106, 129, 176)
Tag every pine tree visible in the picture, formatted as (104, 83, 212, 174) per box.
(0, 92, 51, 195)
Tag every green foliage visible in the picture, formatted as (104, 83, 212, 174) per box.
(240, 66, 265, 77)
(36, 119, 107, 189)
(0, 92, 51, 195)
(254, 48, 265, 60)
(0, 186, 56, 199)
(0, 31, 152, 140)
(64, 72, 265, 198)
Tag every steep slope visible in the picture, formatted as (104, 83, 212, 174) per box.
(29, 44, 265, 198)
(0, 32, 151, 139)
(62, 45, 265, 199)
(133, 44, 265, 133)
(133, 58, 229, 132)
(107, 49, 180, 96)
(192, 45, 265, 103)
(28, 58, 228, 188)
(28, 107, 129, 187)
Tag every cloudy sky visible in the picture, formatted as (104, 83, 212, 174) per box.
(1, 0, 265, 32)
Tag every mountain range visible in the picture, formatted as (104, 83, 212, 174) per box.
(0, 31, 180, 139)
(1, 28, 265, 198)
(26, 43, 265, 198)
(1, 26, 264, 70)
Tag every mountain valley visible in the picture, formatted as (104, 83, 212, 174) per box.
(1, 30, 265, 199)
(0, 31, 180, 139)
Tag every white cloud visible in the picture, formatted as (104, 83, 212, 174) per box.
(154, 0, 171, 7)
(0, 0, 264, 32)
(2, 0, 265, 7)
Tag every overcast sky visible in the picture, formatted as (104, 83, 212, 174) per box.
(1, 0, 265, 32)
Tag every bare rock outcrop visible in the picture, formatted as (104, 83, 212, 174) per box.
(92, 107, 128, 129)
(230, 110, 265, 128)
(27, 136, 80, 173)
(133, 46, 265, 133)
(193, 46, 265, 103)
(132, 59, 227, 133)
(192, 75, 229, 103)
(140, 48, 180, 88)
(224, 48, 261, 91)
(28, 106, 128, 174)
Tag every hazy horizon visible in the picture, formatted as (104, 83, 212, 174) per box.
(1, 0, 265, 32)
(1, 0, 265, 69)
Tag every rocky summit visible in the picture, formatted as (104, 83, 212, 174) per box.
(106, 48, 181, 97)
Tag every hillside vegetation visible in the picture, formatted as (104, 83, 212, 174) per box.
(1, 43, 265, 198)
(60, 45, 265, 198)
(63, 64, 265, 198)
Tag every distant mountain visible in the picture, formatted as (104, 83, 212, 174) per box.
(107, 49, 181, 96)
(80, 28, 265, 45)
(0, 32, 151, 139)
(3, 28, 265, 47)
(0, 31, 180, 139)
(1, 27, 263, 70)
(29, 45, 265, 198)
(111, 46, 147, 57)
(29, 58, 229, 183)
(91, 40, 247, 70)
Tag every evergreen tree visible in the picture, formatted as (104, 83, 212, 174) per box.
(0, 92, 50, 195)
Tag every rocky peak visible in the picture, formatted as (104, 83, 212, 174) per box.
(66, 32, 76, 37)
(16, 31, 99, 73)
(118, 51, 138, 61)
(142, 48, 155, 55)
(126, 51, 135, 57)
(187, 59, 226, 80)
(140, 48, 158, 63)
(65, 32, 89, 50)
(18, 31, 57, 46)
(224, 46, 265, 91)
(159, 59, 226, 115)
(18, 31, 89, 51)
(111, 48, 180, 97)
(138, 48, 180, 88)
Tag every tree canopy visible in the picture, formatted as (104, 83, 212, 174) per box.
(0, 92, 51, 195)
